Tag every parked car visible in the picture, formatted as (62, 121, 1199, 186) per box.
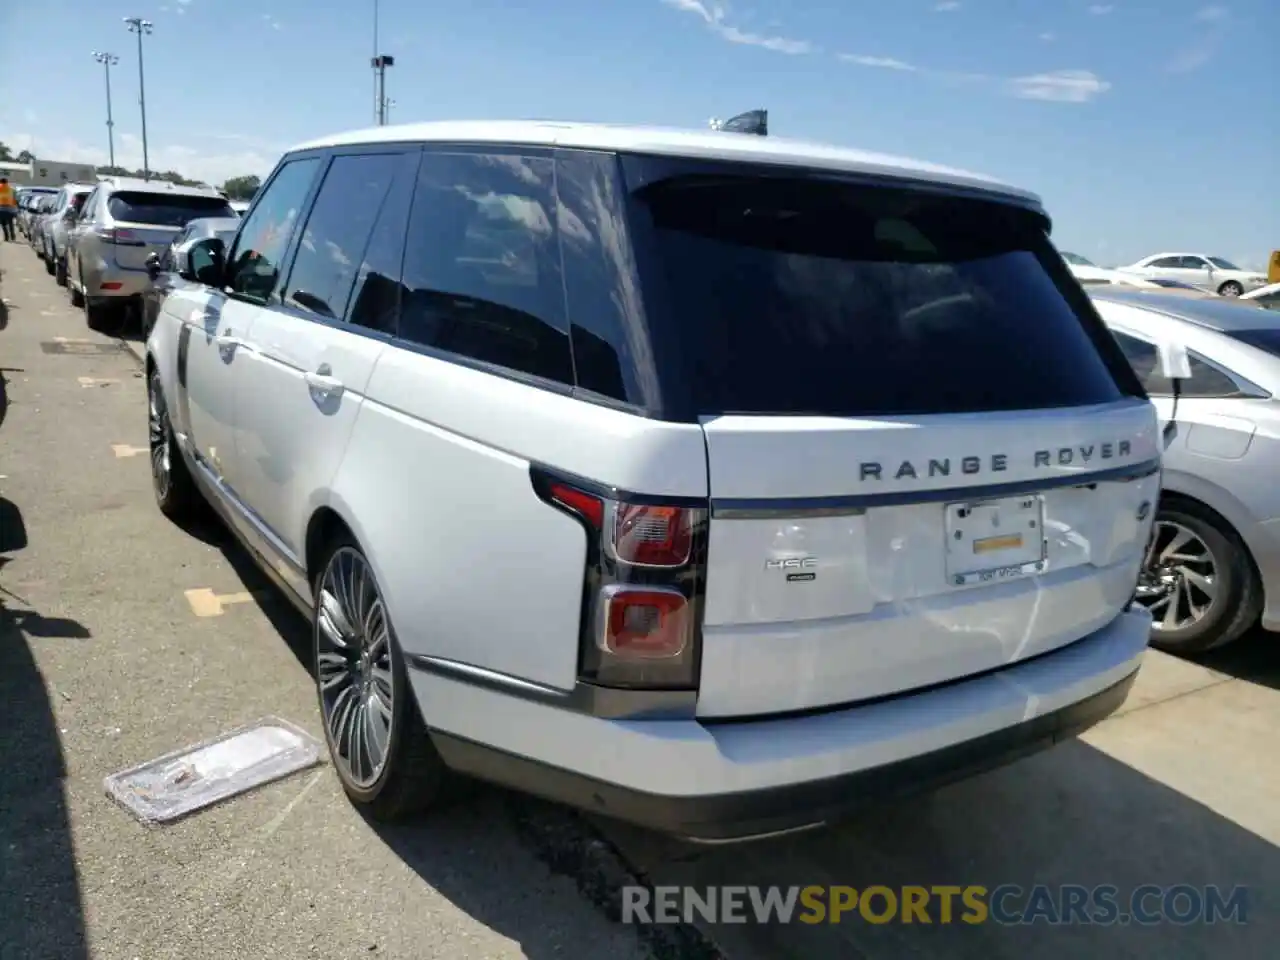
(28, 194, 58, 254)
(16, 187, 58, 239)
(1119, 253, 1268, 298)
(143, 120, 1166, 841)
(1092, 287, 1280, 653)
(138, 216, 240, 338)
(229, 200, 251, 215)
(65, 177, 237, 329)
(41, 183, 97, 284)
(1241, 282, 1280, 311)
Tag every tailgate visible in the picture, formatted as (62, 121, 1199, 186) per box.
(697, 402, 1160, 717)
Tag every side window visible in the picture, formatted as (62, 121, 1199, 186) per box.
(78, 189, 99, 221)
(555, 150, 651, 407)
(398, 151, 574, 387)
(227, 157, 321, 303)
(1148, 257, 1181, 269)
(1179, 256, 1209, 270)
(283, 152, 403, 320)
(345, 152, 418, 333)
(1112, 330, 1245, 398)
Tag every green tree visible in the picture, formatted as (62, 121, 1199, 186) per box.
(0, 142, 12, 161)
(15, 150, 33, 163)
(221, 174, 261, 200)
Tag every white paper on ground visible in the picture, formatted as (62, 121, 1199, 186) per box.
(104, 716, 325, 824)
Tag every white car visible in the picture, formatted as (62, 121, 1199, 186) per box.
(1240, 282, 1280, 310)
(143, 120, 1164, 841)
(1120, 253, 1268, 298)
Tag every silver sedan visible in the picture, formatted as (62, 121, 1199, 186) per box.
(1091, 288, 1280, 653)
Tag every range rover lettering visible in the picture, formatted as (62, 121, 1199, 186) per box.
(143, 121, 1161, 841)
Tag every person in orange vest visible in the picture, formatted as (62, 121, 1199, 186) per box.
(0, 178, 16, 242)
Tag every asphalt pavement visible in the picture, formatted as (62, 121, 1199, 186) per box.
(2, 238, 1279, 960)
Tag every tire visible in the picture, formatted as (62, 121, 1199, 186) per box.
(44, 249, 55, 275)
(54, 257, 67, 287)
(1218, 281, 1244, 298)
(69, 269, 84, 308)
(313, 534, 454, 821)
(83, 294, 107, 331)
(1136, 499, 1261, 655)
(148, 369, 202, 521)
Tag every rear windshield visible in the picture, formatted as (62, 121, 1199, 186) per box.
(108, 192, 235, 227)
(634, 175, 1131, 416)
(1225, 328, 1280, 358)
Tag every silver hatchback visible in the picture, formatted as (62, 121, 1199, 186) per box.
(65, 177, 236, 328)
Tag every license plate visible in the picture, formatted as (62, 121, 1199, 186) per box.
(945, 495, 1046, 587)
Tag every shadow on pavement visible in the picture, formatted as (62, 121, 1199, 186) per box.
(1197, 628, 1279, 691)
(0, 498, 91, 960)
(605, 739, 1280, 960)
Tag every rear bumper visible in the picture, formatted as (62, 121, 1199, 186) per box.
(414, 607, 1150, 842)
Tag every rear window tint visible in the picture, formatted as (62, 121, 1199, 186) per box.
(635, 176, 1129, 417)
(108, 192, 235, 227)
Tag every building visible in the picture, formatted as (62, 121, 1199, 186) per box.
(0, 158, 99, 187)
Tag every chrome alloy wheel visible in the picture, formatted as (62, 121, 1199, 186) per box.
(1135, 520, 1219, 632)
(147, 375, 171, 502)
(316, 547, 394, 788)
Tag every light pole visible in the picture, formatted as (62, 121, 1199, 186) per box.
(92, 51, 120, 169)
(372, 55, 395, 126)
(123, 17, 153, 180)
(373, 0, 380, 125)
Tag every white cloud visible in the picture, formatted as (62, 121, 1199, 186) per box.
(176, 0, 193, 5)
(1009, 69, 1111, 102)
(839, 54, 917, 71)
(660, 0, 813, 54)
(1194, 5, 1228, 22)
(1168, 6, 1230, 72)
(934, 1, 961, 11)
(1039, 32, 1055, 42)
(1088, 4, 1114, 13)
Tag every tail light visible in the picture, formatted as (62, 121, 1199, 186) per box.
(533, 469, 708, 690)
(93, 227, 144, 246)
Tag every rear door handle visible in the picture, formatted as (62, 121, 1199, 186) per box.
(304, 365, 344, 397)
(213, 329, 243, 349)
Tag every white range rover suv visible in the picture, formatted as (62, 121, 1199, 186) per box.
(144, 121, 1163, 841)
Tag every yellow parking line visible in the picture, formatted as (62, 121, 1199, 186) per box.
(184, 588, 270, 617)
(111, 444, 147, 458)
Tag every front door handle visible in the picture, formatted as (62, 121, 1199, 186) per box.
(304, 365, 344, 397)
(213, 328, 243, 350)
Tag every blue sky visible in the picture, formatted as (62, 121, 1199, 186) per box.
(1, 0, 1275, 268)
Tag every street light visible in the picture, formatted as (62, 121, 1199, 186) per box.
(91, 51, 120, 169)
(371, 55, 395, 126)
(123, 17, 153, 180)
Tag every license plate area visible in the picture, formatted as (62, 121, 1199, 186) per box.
(945, 495, 1046, 587)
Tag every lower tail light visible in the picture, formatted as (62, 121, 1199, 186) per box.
(533, 468, 707, 690)
(598, 585, 690, 659)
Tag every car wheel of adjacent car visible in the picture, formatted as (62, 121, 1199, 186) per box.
(54, 257, 68, 287)
(1217, 281, 1244, 298)
(148, 369, 201, 520)
(1134, 500, 1261, 654)
(313, 536, 453, 821)
(44, 249, 55, 275)
(69, 269, 85, 308)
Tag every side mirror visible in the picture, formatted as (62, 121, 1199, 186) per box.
(145, 251, 161, 281)
(183, 237, 227, 287)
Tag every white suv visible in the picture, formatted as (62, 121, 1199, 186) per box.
(144, 121, 1162, 841)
